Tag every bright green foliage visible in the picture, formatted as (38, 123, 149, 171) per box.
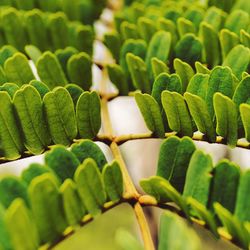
(0, 92, 24, 160)
(65, 84, 83, 106)
(36, 52, 68, 88)
(206, 66, 234, 118)
(74, 158, 107, 216)
(0, 177, 28, 208)
(177, 17, 195, 37)
(240, 104, 250, 141)
(5, 199, 39, 250)
(140, 177, 189, 218)
(107, 64, 129, 95)
(4, 53, 34, 86)
(223, 45, 250, 79)
(135, 93, 165, 138)
(24, 10, 48, 51)
(102, 161, 123, 202)
(188, 197, 218, 237)
(67, 52, 92, 90)
(126, 53, 150, 93)
(0, 83, 19, 97)
(235, 170, 250, 222)
(60, 179, 85, 226)
(121, 22, 138, 40)
(28, 173, 67, 244)
(173, 59, 194, 92)
(214, 203, 249, 249)
(21, 163, 52, 185)
(174, 33, 202, 66)
(71, 140, 107, 171)
(240, 29, 250, 47)
(24, 45, 42, 64)
(0, 45, 17, 66)
(208, 160, 240, 213)
(103, 32, 121, 62)
(162, 91, 193, 137)
(76, 91, 101, 139)
(185, 93, 216, 142)
(158, 211, 201, 250)
(151, 73, 182, 107)
(219, 29, 239, 60)
(183, 150, 213, 207)
(156, 136, 196, 193)
(151, 58, 169, 78)
(29, 80, 50, 98)
(138, 17, 157, 43)
(195, 62, 210, 75)
(13, 85, 50, 154)
(45, 146, 80, 182)
(0, 204, 12, 250)
(43, 87, 77, 146)
(214, 93, 238, 147)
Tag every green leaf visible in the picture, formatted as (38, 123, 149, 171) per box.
(43, 87, 77, 146)
(213, 93, 238, 147)
(1, 8, 27, 51)
(223, 45, 250, 80)
(235, 170, 250, 222)
(24, 10, 48, 51)
(137, 17, 157, 43)
(156, 136, 195, 193)
(102, 161, 123, 202)
(208, 160, 240, 213)
(203, 7, 226, 31)
(174, 33, 202, 66)
(195, 62, 210, 75)
(36, 0, 59, 12)
(159, 211, 201, 250)
(0, 83, 19, 98)
(0, 45, 17, 67)
(152, 73, 182, 107)
(183, 150, 213, 207)
(13, 85, 50, 154)
(65, 84, 83, 106)
(173, 58, 195, 92)
(28, 173, 67, 244)
(214, 203, 249, 249)
(161, 91, 193, 137)
(240, 29, 250, 48)
(135, 93, 165, 138)
(240, 103, 250, 141)
(119, 39, 147, 90)
(103, 32, 121, 62)
(140, 176, 190, 218)
(184, 93, 216, 142)
(29, 80, 50, 98)
(60, 179, 85, 226)
(187, 197, 219, 237)
(145, 31, 172, 82)
(151, 57, 170, 79)
(225, 10, 249, 36)
(177, 17, 196, 37)
(5, 199, 39, 250)
(73, 25, 94, 56)
(0, 92, 24, 160)
(55, 47, 78, 80)
(184, 7, 204, 31)
(0, 66, 6, 85)
(74, 158, 107, 216)
(21, 163, 53, 185)
(24, 45, 42, 64)
(36, 51, 68, 88)
(219, 29, 239, 60)
(126, 53, 150, 93)
(107, 64, 129, 95)
(71, 140, 107, 171)
(121, 22, 139, 40)
(206, 66, 234, 119)
(0, 204, 12, 250)
(186, 73, 209, 100)
(48, 13, 68, 49)
(4, 53, 35, 86)
(200, 22, 221, 68)
(0, 177, 28, 208)
(76, 91, 101, 139)
(45, 146, 80, 182)
(67, 52, 92, 90)
(13, 0, 34, 9)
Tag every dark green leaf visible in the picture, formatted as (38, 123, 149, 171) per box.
(103, 32, 121, 62)
(0, 45, 17, 67)
(137, 17, 157, 43)
(65, 84, 83, 106)
(29, 80, 50, 98)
